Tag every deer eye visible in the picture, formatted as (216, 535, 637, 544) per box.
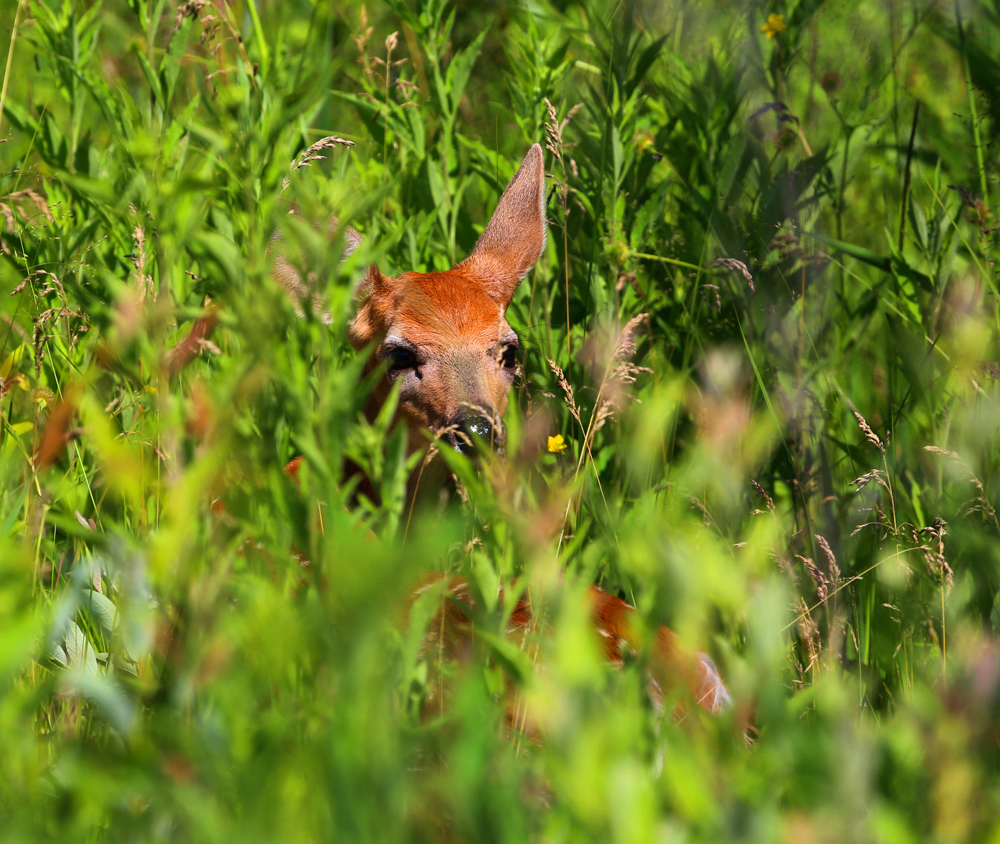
(500, 343, 518, 370)
(384, 346, 418, 372)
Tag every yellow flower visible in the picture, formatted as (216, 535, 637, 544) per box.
(761, 13, 787, 39)
(547, 434, 567, 453)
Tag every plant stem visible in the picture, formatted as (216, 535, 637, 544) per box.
(956, 3, 989, 210)
(898, 102, 920, 253)
(0, 0, 26, 142)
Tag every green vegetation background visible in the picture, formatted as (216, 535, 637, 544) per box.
(1, 0, 999, 840)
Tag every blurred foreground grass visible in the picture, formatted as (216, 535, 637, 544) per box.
(2, 0, 1000, 840)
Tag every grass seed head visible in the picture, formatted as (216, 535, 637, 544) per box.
(814, 534, 840, 582)
(292, 136, 356, 172)
(854, 411, 884, 452)
(798, 555, 828, 604)
(751, 480, 775, 513)
(546, 359, 580, 425)
(711, 257, 754, 292)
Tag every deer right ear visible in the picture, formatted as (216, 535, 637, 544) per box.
(461, 143, 547, 306)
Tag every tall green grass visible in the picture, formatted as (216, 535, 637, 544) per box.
(2, 0, 1000, 840)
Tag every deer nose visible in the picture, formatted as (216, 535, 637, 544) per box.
(452, 415, 504, 457)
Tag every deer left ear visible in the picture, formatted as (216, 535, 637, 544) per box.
(460, 143, 547, 307)
(270, 216, 364, 322)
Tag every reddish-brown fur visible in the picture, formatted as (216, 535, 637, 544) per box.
(350, 268, 518, 455)
(275, 144, 731, 720)
(416, 577, 731, 721)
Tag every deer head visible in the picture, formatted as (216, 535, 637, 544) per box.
(343, 144, 546, 456)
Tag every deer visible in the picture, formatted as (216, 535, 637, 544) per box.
(272, 143, 732, 726)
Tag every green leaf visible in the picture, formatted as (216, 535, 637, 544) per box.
(885, 228, 934, 292)
(61, 670, 136, 736)
(716, 131, 746, 201)
(333, 91, 385, 148)
(909, 198, 928, 252)
(444, 28, 489, 117)
(0, 484, 27, 539)
(806, 231, 892, 272)
(132, 46, 164, 105)
(85, 591, 119, 636)
(472, 627, 533, 684)
(62, 622, 99, 675)
(611, 124, 624, 192)
(1, 99, 36, 134)
(162, 14, 195, 108)
(191, 230, 242, 285)
(629, 34, 668, 97)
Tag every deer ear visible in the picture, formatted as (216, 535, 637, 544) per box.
(332, 224, 393, 302)
(270, 217, 378, 320)
(354, 263, 391, 302)
(461, 143, 547, 306)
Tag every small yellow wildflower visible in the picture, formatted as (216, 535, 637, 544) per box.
(548, 434, 567, 453)
(760, 13, 787, 39)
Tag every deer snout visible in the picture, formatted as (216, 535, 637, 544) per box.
(447, 414, 505, 457)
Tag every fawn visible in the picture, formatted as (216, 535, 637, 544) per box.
(273, 143, 731, 719)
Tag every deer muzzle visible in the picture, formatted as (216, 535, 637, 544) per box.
(447, 414, 505, 457)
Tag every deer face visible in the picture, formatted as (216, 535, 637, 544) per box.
(345, 144, 547, 457)
(348, 269, 518, 454)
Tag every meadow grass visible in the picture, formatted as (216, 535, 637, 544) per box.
(2, 0, 1000, 840)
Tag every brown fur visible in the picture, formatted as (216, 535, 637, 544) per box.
(349, 267, 518, 454)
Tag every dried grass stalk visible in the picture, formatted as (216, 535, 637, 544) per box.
(854, 411, 885, 452)
(711, 257, 754, 292)
(751, 480, 775, 513)
(547, 359, 581, 425)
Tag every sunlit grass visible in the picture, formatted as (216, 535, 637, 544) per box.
(1, 0, 1000, 840)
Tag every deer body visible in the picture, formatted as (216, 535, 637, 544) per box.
(276, 144, 731, 718)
